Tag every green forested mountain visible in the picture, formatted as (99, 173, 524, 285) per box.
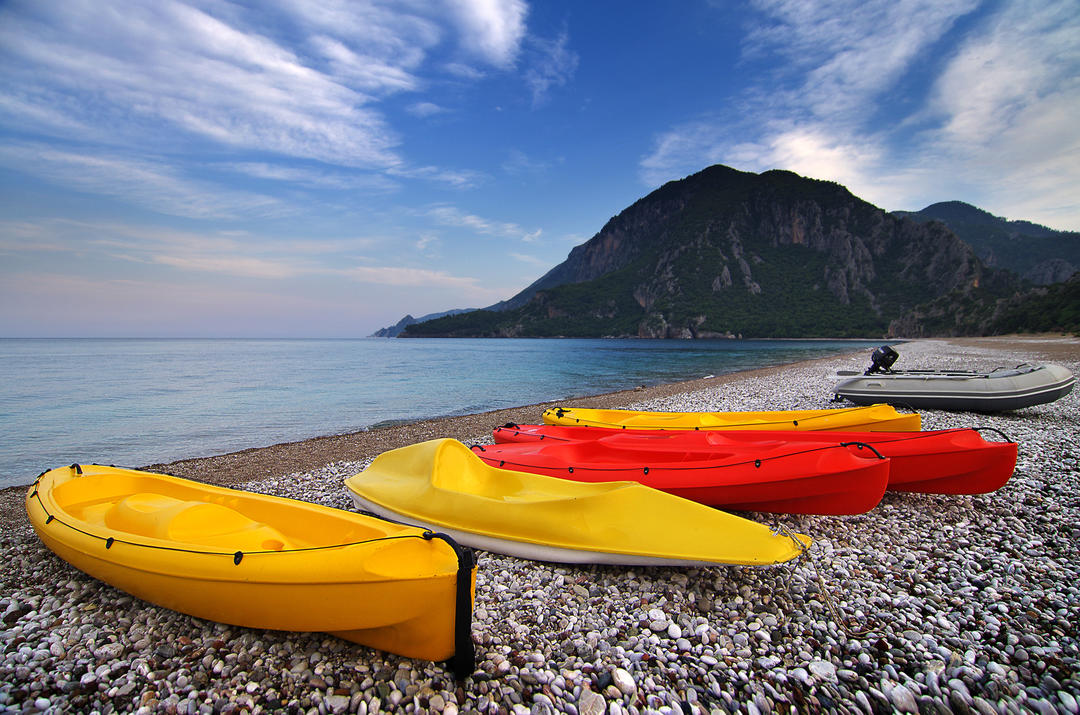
(894, 201, 1079, 285)
(405, 165, 1019, 338)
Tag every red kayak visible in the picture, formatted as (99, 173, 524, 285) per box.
(472, 434, 890, 515)
(492, 423, 1017, 495)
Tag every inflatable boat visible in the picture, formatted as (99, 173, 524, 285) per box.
(27, 464, 475, 673)
(833, 345, 1075, 411)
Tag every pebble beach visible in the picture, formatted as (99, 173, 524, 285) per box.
(2, 336, 1078, 714)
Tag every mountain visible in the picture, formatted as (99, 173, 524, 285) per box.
(890, 271, 1080, 336)
(369, 309, 473, 337)
(894, 201, 1079, 285)
(404, 165, 1020, 339)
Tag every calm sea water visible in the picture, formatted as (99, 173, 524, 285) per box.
(0, 338, 880, 488)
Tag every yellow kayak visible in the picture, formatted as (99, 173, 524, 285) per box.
(542, 403, 920, 432)
(345, 439, 810, 567)
(27, 464, 475, 672)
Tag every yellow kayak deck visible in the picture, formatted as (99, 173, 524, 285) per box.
(27, 464, 475, 670)
(345, 439, 810, 567)
(543, 403, 920, 432)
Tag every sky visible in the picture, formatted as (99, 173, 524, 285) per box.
(1, 0, 1078, 337)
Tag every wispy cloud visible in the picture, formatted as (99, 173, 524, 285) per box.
(0, 0, 532, 205)
(1, 217, 377, 279)
(502, 148, 562, 177)
(508, 251, 550, 267)
(640, 0, 1080, 227)
(407, 102, 449, 118)
(344, 265, 489, 291)
(426, 204, 540, 240)
(524, 29, 579, 106)
(224, 162, 401, 192)
(388, 165, 483, 189)
(0, 143, 284, 219)
(0, 2, 400, 167)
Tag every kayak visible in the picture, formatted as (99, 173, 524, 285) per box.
(833, 363, 1075, 411)
(26, 464, 476, 673)
(345, 439, 810, 566)
(542, 403, 920, 432)
(472, 435, 890, 514)
(493, 423, 1017, 495)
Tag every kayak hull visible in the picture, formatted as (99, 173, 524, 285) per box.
(473, 438, 890, 514)
(346, 439, 810, 566)
(493, 424, 1017, 495)
(542, 403, 920, 431)
(26, 465, 474, 666)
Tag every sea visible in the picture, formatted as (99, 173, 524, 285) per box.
(0, 338, 882, 489)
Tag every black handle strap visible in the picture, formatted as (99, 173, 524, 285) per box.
(839, 441, 886, 460)
(971, 426, 1014, 443)
(423, 531, 475, 680)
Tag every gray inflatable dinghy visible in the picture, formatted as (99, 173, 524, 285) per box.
(834, 346, 1076, 411)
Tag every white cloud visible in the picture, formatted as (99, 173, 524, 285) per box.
(640, 0, 1080, 229)
(445, 0, 529, 68)
(407, 102, 449, 117)
(0, 0, 531, 196)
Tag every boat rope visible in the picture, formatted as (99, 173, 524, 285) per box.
(470, 442, 884, 475)
(771, 523, 874, 639)
(492, 426, 576, 443)
(496, 425, 1004, 451)
(29, 467, 463, 560)
(545, 404, 898, 430)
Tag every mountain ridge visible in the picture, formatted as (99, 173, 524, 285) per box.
(373, 166, 1077, 338)
(894, 201, 1079, 285)
(404, 165, 1006, 338)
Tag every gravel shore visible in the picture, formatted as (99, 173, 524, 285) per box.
(2, 336, 1078, 714)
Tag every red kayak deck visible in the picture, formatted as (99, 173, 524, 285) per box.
(474, 435, 890, 515)
(492, 423, 1017, 495)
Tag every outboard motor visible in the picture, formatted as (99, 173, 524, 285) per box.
(866, 345, 899, 374)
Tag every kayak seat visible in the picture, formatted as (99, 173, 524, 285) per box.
(104, 492, 293, 551)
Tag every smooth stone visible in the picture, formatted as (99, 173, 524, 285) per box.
(325, 694, 350, 714)
(809, 660, 837, 682)
(612, 668, 636, 695)
(890, 684, 918, 713)
(578, 689, 605, 715)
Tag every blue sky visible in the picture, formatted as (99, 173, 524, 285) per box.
(1, 0, 1078, 337)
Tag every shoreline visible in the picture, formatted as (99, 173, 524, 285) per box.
(3, 335, 1078, 714)
(0, 334, 1074, 531)
(0, 346, 862, 517)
